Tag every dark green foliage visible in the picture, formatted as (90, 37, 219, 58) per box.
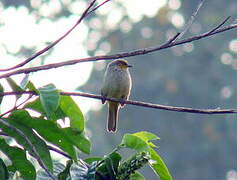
(70, 161, 97, 180)
(0, 139, 36, 180)
(0, 81, 93, 179)
(117, 152, 149, 180)
(1, 116, 53, 172)
(6, 77, 24, 100)
(0, 81, 169, 179)
(58, 160, 73, 180)
(0, 158, 9, 180)
(0, 83, 3, 105)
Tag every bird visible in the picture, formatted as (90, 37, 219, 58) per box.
(101, 59, 132, 132)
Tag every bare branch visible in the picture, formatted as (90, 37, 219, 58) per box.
(47, 145, 71, 159)
(176, 0, 205, 40)
(0, 0, 98, 72)
(60, 92, 237, 114)
(206, 16, 231, 35)
(0, 94, 34, 117)
(0, 131, 7, 136)
(162, 32, 180, 45)
(88, 0, 111, 14)
(0, 18, 236, 79)
(1, 91, 237, 115)
(0, 119, 56, 180)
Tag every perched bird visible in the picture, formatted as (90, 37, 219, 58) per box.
(101, 59, 132, 132)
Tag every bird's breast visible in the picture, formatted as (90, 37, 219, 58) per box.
(103, 69, 131, 99)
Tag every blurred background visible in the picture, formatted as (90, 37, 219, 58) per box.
(1, 0, 237, 179)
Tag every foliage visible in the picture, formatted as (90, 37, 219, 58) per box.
(0, 80, 171, 180)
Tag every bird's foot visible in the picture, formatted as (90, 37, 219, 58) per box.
(120, 99, 126, 107)
(101, 96, 106, 104)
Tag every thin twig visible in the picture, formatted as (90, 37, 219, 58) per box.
(0, 94, 34, 117)
(0, 0, 97, 72)
(88, 0, 111, 14)
(1, 91, 237, 114)
(0, 119, 56, 180)
(0, 131, 8, 136)
(206, 16, 231, 35)
(48, 145, 72, 159)
(176, 0, 205, 40)
(0, 0, 112, 72)
(0, 17, 235, 79)
(166, 32, 181, 44)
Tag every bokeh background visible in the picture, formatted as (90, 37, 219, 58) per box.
(1, 0, 237, 179)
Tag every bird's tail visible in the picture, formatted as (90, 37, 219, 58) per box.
(107, 102, 120, 132)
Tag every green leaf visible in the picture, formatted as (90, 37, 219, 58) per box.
(0, 158, 9, 180)
(39, 84, 60, 119)
(6, 77, 23, 100)
(107, 152, 122, 174)
(96, 152, 121, 179)
(24, 97, 66, 122)
(1, 113, 53, 172)
(0, 83, 4, 105)
(26, 81, 38, 93)
(130, 172, 146, 180)
(105, 158, 116, 179)
(0, 138, 36, 180)
(148, 148, 172, 180)
(105, 152, 122, 179)
(60, 95, 84, 132)
(58, 160, 73, 180)
(62, 128, 91, 154)
(10, 110, 77, 160)
(121, 132, 171, 180)
(84, 157, 103, 165)
(117, 152, 149, 180)
(70, 161, 97, 180)
(121, 134, 149, 151)
(133, 131, 160, 148)
(133, 131, 160, 142)
(24, 97, 45, 114)
(24, 94, 85, 131)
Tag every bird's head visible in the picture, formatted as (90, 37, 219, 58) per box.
(109, 59, 132, 70)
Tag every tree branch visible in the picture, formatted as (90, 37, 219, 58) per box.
(0, 119, 56, 180)
(1, 91, 237, 115)
(207, 16, 231, 35)
(0, 94, 34, 117)
(0, 0, 111, 72)
(48, 145, 71, 159)
(176, 0, 205, 40)
(0, 17, 236, 79)
(88, 0, 111, 14)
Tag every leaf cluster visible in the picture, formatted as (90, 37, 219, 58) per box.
(0, 78, 171, 180)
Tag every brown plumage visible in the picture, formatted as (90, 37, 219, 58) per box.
(101, 59, 132, 132)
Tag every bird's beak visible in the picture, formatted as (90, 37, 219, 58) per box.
(127, 64, 132, 68)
